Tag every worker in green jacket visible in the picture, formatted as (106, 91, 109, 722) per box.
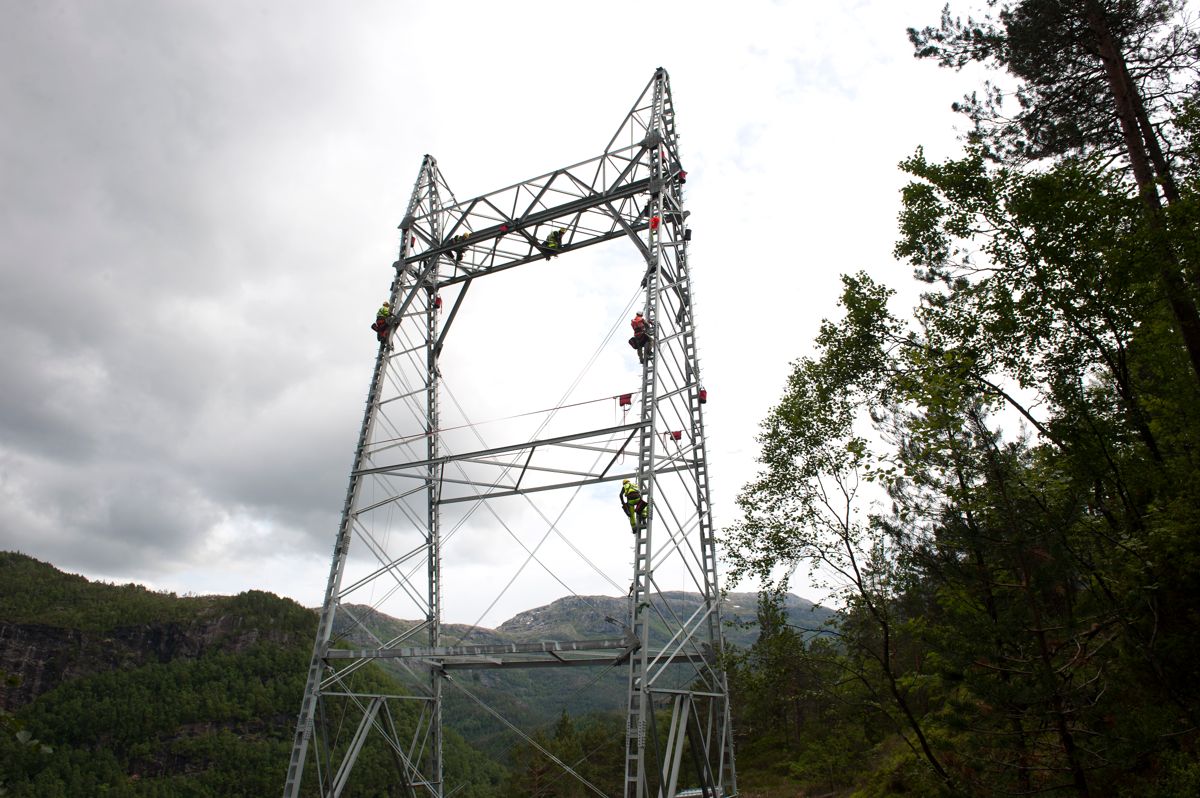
(542, 228, 566, 259)
(449, 232, 470, 262)
(620, 479, 649, 532)
(372, 301, 393, 344)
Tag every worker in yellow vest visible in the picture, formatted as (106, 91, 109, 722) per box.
(371, 301, 393, 344)
(620, 479, 649, 532)
(542, 228, 566, 259)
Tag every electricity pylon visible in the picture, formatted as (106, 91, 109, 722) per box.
(284, 68, 736, 798)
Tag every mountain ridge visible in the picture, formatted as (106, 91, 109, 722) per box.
(339, 590, 835, 651)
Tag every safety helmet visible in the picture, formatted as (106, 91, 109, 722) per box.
(383, 301, 391, 307)
(635, 311, 643, 317)
(623, 479, 631, 485)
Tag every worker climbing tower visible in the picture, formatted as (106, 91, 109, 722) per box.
(284, 69, 736, 798)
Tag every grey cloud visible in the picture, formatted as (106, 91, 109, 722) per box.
(0, 451, 220, 575)
(1, 0, 968, 617)
(0, 1, 380, 584)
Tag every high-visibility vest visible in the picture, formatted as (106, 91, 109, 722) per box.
(377, 305, 391, 319)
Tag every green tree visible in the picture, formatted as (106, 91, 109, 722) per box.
(726, 592, 875, 795)
(0, 558, 509, 797)
(893, 147, 1200, 796)
(501, 710, 619, 798)
(910, 0, 1200, 382)
(727, 142, 1200, 794)
(726, 273, 956, 793)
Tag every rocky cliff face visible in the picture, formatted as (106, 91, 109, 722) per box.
(494, 591, 834, 647)
(0, 616, 300, 713)
(497, 595, 628, 638)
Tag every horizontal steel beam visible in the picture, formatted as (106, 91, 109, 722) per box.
(435, 650, 711, 671)
(324, 639, 712, 672)
(413, 175, 653, 264)
(354, 422, 646, 478)
(326, 636, 635, 660)
(435, 226, 648, 289)
(436, 462, 694, 505)
(439, 656, 621, 671)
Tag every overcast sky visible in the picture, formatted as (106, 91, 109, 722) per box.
(1, 0, 977, 624)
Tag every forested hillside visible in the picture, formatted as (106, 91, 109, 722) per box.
(0, 552, 506, 797)
(724, 2, 1200, 796)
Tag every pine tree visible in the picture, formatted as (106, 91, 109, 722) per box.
(910, 0, 1200, 381)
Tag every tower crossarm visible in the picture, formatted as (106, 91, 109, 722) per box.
(400, 143, 683, 290)
(357, 422, 645, 477)
(322, 640, 715, 673)
(435, 649, 710, 671)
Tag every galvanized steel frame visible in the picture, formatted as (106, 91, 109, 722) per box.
(284, 68, 736, 798)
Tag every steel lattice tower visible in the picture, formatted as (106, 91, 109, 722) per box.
(284, 68, 736, 798)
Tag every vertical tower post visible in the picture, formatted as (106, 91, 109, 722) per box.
(422, 171, 445, 794)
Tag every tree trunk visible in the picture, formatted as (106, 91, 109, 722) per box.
(1085, 0, 1200, 384)
(847, 536, 954, 789)
(971, 408, 1093, 797)
(1020, 556, 1093, 798)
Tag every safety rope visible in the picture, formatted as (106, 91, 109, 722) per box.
(365, 393, 632, 452)
(349, 286, 644, 654)
(443, 676, 610, 798)
(441, 287, 643, 643)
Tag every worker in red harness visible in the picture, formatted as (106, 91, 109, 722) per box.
(628, 311, 654, 364)
(371, 301, 393, 346)
(620, 479, 649, 532)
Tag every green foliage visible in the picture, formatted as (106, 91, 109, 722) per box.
(727, 594, 879, 796)
(0, 552, 199, 631)
(907, 0, 1197, 165)
(500, 711, 623, 798)
(0, 642, 307, 796)
(0, 552, 316, 640)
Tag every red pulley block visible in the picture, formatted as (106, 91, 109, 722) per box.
(699, 388, 707, 404)
(670, 430, 682, 441)
(619, 393, 632, 409)
(434, 295, 443, 309)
